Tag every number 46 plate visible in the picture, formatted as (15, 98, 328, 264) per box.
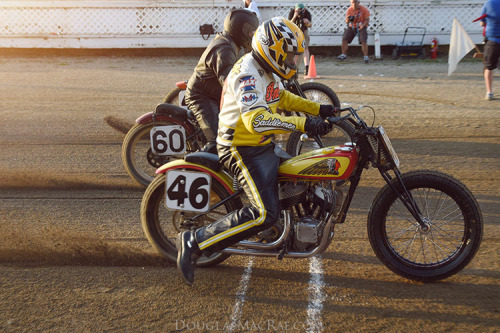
(165, 170, 211, 213)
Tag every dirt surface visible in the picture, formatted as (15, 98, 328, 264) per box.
(0, 55, 499, 332)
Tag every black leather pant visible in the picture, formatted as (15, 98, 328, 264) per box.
(185, 91, 219, 143)
(195, 144, 280, 255)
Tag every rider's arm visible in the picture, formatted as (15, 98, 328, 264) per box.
(277, 89, 321, 116)
(240, 107, 307, 135)
(231, 72, 309, 135)
(210, 45, 238, 87)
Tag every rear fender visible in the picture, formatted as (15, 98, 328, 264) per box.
(156, 160, 235, 194)
(135, 104, 196, 134)
(176, 81, 187, 90)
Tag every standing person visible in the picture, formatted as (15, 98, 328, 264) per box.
(289, 3, 313, 76)
(185, 9, 259, 154)
(480, 0, 500, 100)
(243, 0, 262, 22)
(337, 0, 370, 63)
(176, 17, 338, 285)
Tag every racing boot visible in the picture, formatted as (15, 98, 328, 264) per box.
(200, 141, 217, 154)
(176, 230, 201, 286)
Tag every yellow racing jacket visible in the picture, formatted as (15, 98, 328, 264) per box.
(217, 53, 321, 147)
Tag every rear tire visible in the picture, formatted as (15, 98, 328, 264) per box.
(368, 170, 483, 282)
(286, 119, 354, 156)
(141, 172, 243, 266)
(286, 82, 352, 156)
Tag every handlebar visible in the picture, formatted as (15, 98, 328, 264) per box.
(330, 105, 370, 128)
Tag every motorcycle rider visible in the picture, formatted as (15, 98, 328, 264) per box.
(177, 17, 339, 285)
(185, 9, 260, 154)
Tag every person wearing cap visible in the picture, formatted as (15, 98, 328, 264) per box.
(289, 3, 313, 76)
(337, 0, 370, 63)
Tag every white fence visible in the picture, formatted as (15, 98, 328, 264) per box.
(0, 0, 485, 49)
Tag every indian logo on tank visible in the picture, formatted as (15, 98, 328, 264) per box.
(299, 158, 341, 176)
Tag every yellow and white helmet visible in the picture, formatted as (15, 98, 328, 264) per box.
(252, 17, 305, 80)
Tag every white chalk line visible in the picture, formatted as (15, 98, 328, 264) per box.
(228, 255, 324, 332)
(306, 256, 325, 333)
(228, 256, 254, 332)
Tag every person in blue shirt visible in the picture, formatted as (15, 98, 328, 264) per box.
(480, 0, 500, 100)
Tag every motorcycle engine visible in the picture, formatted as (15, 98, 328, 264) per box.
(279, 182, 308, 210)
(279, 181, 346, 252)
(291, 185, 345, 252)
(293, 216, 321, 252)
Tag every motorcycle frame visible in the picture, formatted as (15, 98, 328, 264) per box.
(152, 103, 427, 259)
(205, 118, 427, 258)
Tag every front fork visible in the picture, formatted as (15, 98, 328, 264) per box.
(380, 167, 428, 230)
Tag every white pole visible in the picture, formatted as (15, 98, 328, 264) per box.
(375, 32, 382, 59)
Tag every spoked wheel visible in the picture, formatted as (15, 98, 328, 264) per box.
(122, 121, 198, 187)
(141, 172, 243, 266)
(368, 170, 483, 282)
(285, 82, 353, 156)
(286, 119, 354, 156)
(300, 82, 340, 106)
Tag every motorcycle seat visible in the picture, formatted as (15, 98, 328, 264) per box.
(155, 103, 188, 121)
(185, 151, 221, 172)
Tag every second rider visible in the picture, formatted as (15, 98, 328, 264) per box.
(185, 9, 260, 154)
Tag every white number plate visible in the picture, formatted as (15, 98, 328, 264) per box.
(150, 125, 187, 155)
(379, 126, 400, 168)
(165, 170, 211, 213)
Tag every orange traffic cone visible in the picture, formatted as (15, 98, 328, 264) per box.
(304, 55, 320, 80)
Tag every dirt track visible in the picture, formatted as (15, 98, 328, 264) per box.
(0, 55, 499, 332)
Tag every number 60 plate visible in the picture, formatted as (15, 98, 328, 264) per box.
(165, 170, 211, 213)
(150, 125, 186, 155)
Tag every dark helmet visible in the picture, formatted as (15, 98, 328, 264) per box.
(224, 9, 260, 51)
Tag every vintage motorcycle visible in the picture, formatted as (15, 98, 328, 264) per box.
(121, 78, 352, 186)
(140, 105, 483, 282)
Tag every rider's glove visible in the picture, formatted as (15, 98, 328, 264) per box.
(319, 105, 340, 119)
(304, 117, 331, 137)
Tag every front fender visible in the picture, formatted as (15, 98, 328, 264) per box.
(156, 160, 235, 194)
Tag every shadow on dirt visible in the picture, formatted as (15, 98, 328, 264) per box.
(104, 115, 134, 135)
(0, 224, 172, 267)
(0, 169, 140, 192)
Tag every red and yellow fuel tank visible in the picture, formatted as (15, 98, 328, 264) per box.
(278, 145, 358, 180)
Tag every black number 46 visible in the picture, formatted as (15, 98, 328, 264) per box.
(165, 170, 211, 212)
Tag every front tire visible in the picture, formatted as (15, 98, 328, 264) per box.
(368, 170, 483, 282)
(141, 172, 243, 266)
(163, 87, 183, 105)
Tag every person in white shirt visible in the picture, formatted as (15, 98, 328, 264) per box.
(243, 0, 262, 22)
